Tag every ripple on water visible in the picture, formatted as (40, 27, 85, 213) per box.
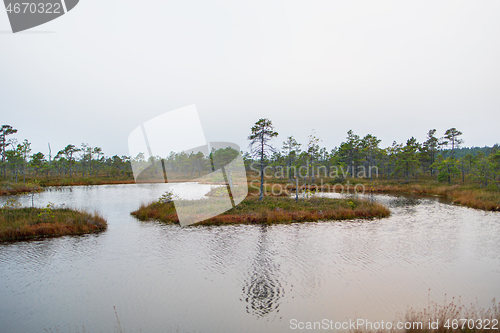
(0, 185, 499, 333)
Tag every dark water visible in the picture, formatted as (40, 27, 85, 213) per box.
(0, 184, 499, 333)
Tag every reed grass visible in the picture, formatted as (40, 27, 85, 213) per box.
(352, 297, 500, 332)
(0, 207, 107, 241)
(402, 298, 499, 333)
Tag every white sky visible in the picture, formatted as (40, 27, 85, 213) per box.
(1, 0, 499, 157)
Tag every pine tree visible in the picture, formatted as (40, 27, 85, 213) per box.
(0, 125, 18, 178)
(248, 119, 278, 201)
(444, 128, 463, 158)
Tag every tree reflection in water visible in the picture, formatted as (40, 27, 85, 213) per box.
(240, 225, 285, 318)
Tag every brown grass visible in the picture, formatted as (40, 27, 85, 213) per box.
(246, 176, 500, 212)
(361, 184, 500, 212)
(10, 173, 499, 211)
(0, 181, 41, 196)
(352, 297, 500, 332)
(35, 177, 223, 187)
(131, 196, 390, 225)
(38, 177, 136, 187)
(0, 207, 107, 241)
(403, 298, 499, 333)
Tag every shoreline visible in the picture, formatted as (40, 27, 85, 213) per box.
(252, 179, 500, 212)
(0, 207, 107, 242)
(2, 176, 498, 212)
(131, 196, 391, 225)
(0, 178, 224, 196)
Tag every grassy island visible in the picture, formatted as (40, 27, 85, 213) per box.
(131, 196, 390, 225)
(0, 181, 41, 196)
(0, 206, 107, 241)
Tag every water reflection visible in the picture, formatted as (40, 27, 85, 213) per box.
(241, 225, 285, 318)
(0, 185, 499, 333)
(388, 196, 421, 207)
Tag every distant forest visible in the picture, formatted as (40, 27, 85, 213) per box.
(0, 124, 499, 188)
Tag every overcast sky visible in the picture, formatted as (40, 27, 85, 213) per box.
(1, 0, 499, 157)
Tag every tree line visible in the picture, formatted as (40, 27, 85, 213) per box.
(1, 123, 499, 189)
(0, 125, 132, 182)
(0, 124, 242, 183)
(245, 119, 500, 189)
